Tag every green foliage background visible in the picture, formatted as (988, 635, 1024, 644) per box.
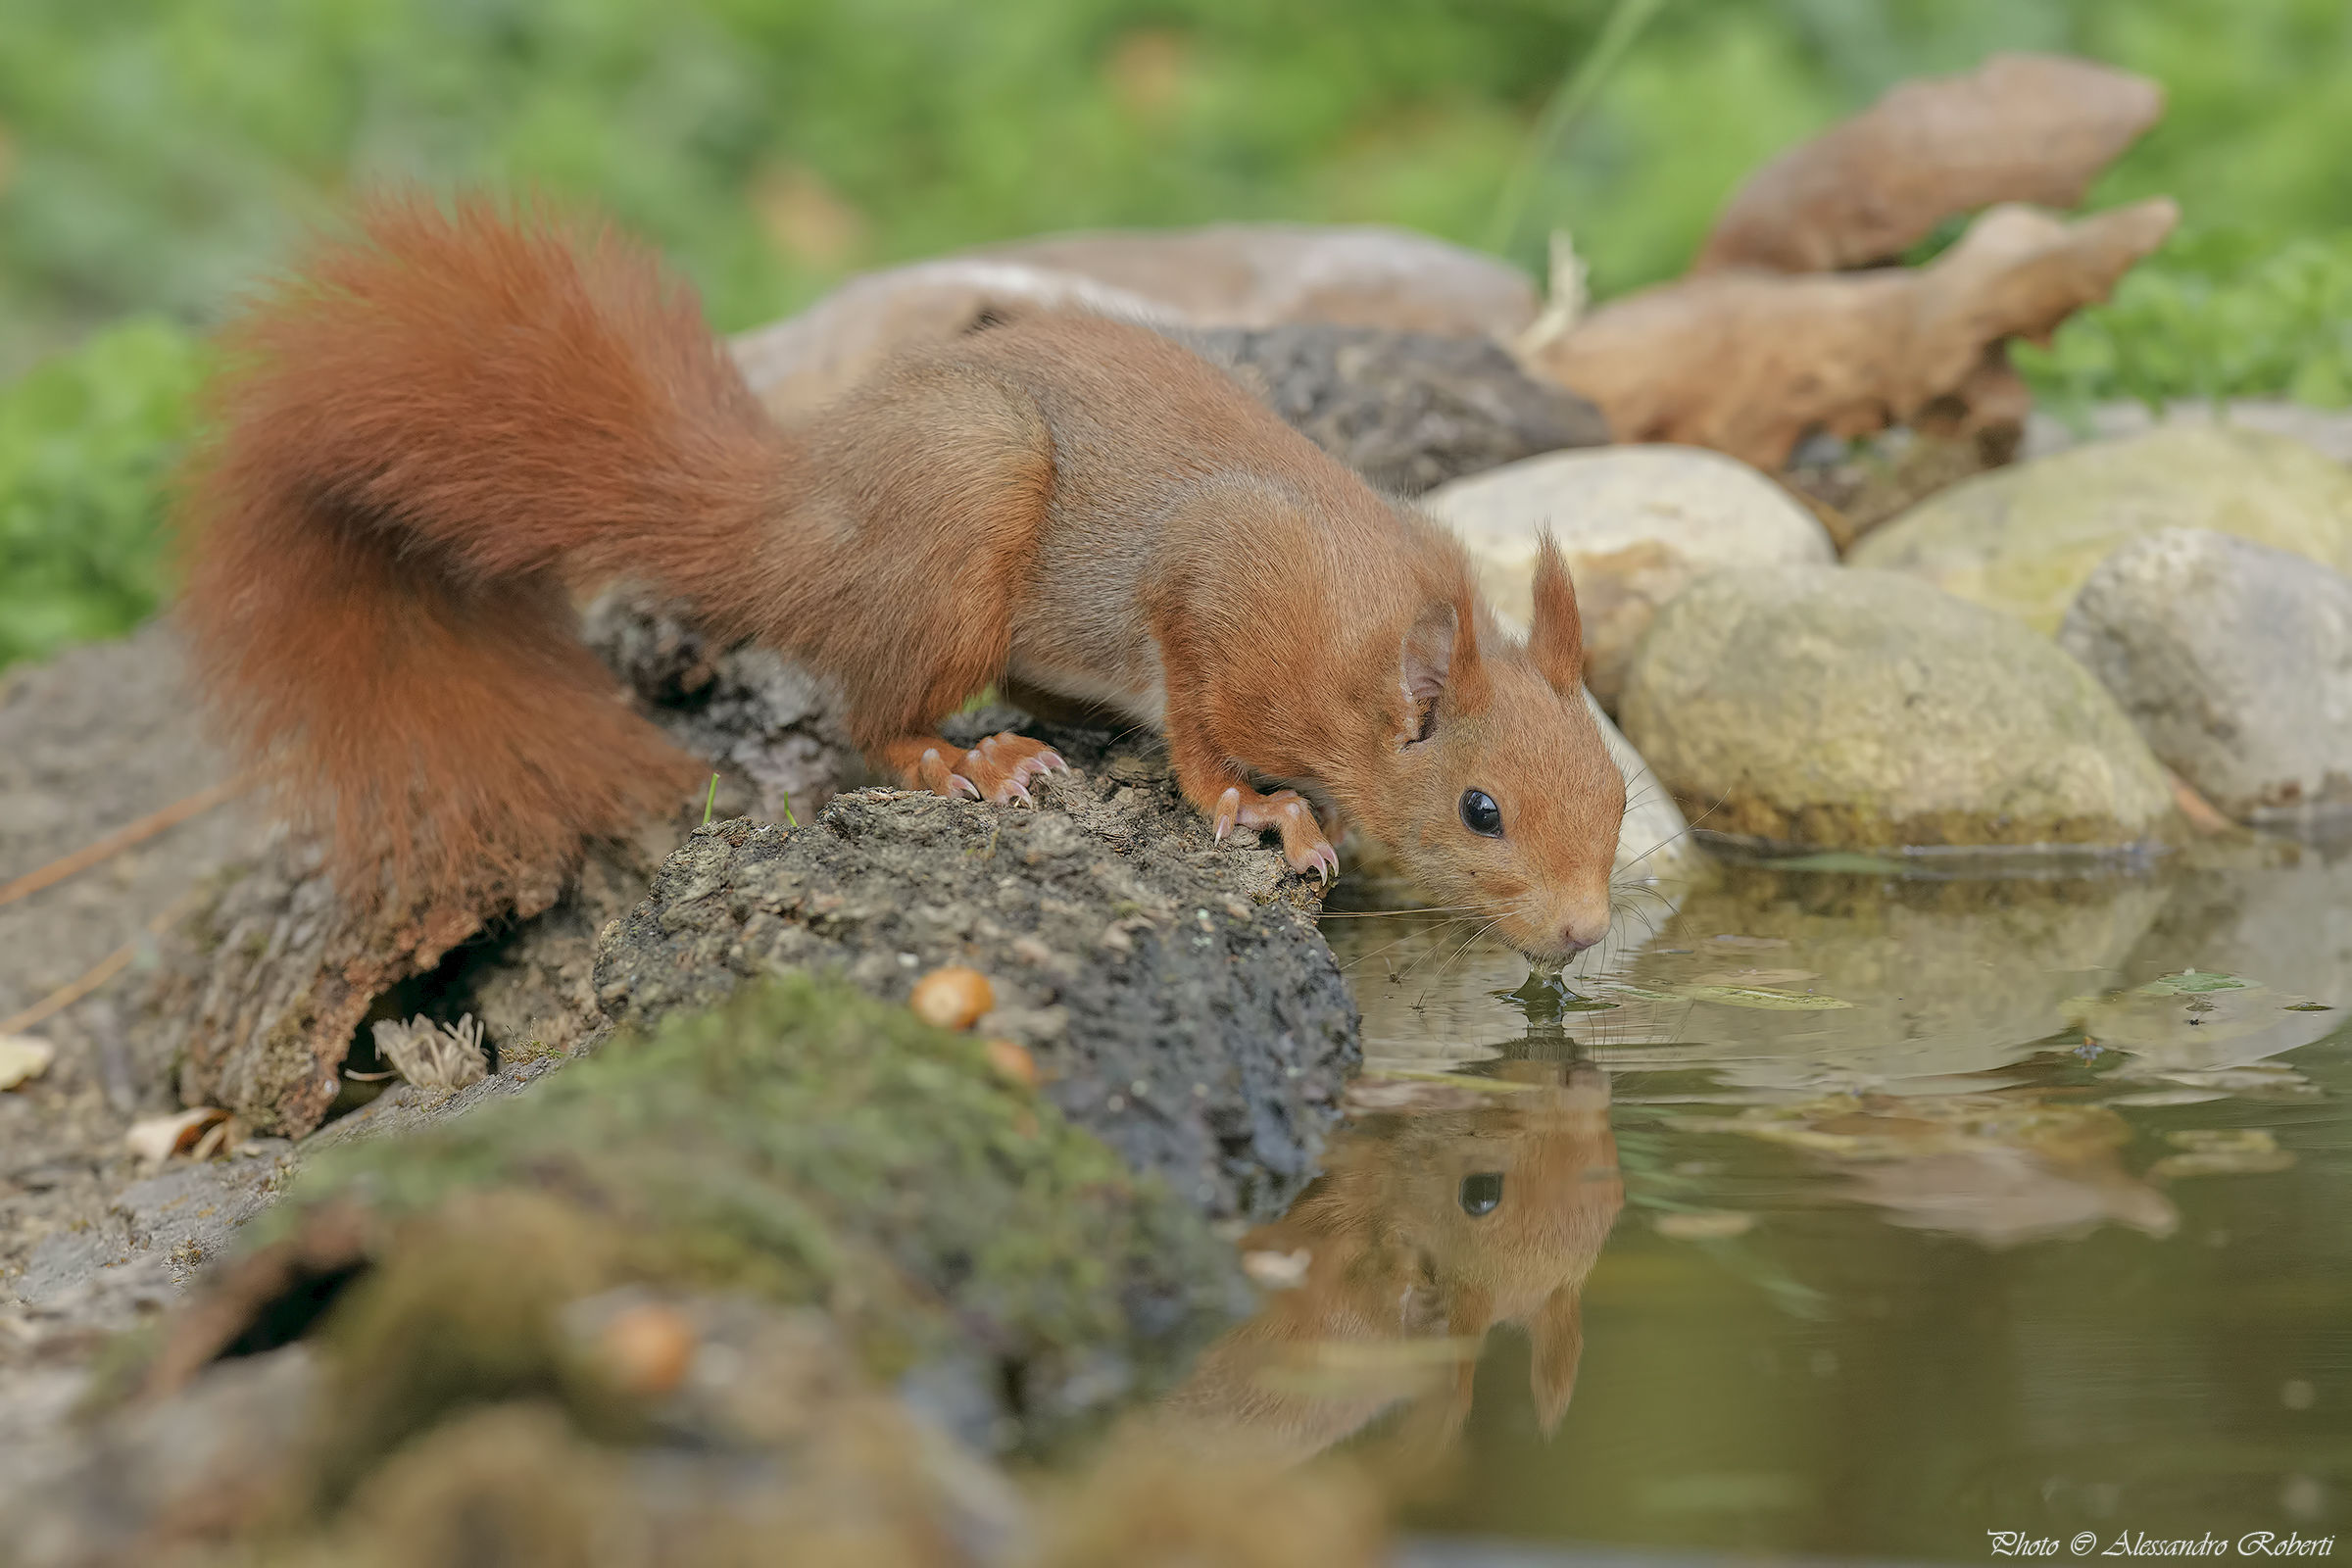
(2, 0, 2349, 668)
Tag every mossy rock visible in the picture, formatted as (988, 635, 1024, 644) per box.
(237, 974, 1245, 1484)
(1850, 424, 2352, 634)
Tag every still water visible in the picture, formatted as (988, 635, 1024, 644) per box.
(1224, 834, 2350, 1559)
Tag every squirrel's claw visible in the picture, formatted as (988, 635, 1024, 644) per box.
(1206, 784, 1340, 889)
(1213, 787, 1242, 843)
(946, 731, 1066, 808)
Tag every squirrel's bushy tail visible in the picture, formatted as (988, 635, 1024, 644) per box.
(178, 193, 786, 907)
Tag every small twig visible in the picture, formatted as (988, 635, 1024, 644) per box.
(0, 774, 253, 910)
(0, 888, 210, 1036)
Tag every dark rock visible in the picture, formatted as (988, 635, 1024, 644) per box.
(1175, 323, 1608, 496)
(595, 720, 1359, 1224)
(581, 584, 865, 827)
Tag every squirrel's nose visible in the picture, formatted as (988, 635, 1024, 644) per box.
(1559, 898, 1611, 955)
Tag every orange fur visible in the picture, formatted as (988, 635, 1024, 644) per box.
(179, 194, 781, 904)
(178, 194, 1626, 951)
(1152, 1070, 1623, 1465)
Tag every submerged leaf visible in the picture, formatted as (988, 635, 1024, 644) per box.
(1599, 982, 1687, 1004)
(1676, 985, 1853, 1011)
(1762, 852, 1910, 874)
(2136, 969, 2255, 996)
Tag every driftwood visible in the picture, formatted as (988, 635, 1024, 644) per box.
(1517, 51, 2174, 473)
(144, 591, 861, 1140)
(733, 222, 1538, 418)
(1694, 53, 2165, 275)
(1529, 199, 2178, 471)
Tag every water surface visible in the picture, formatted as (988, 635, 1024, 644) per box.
(1250, 836, 2352, 1558)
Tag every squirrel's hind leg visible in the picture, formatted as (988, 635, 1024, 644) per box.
(875, 733, 1069, 807)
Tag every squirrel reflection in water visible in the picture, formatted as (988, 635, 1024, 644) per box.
(1156, 1062, 1622, 1467)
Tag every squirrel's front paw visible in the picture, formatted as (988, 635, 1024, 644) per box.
(915, 732, 1069, 807)
(1213, 786, 1339, 886)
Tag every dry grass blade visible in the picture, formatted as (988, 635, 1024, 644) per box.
(0, 772, 253, 910)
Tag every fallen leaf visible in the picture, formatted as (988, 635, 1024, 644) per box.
(126, 1106, 228, 1165)
(0, 1034, 56, 1090)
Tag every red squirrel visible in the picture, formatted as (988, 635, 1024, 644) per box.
(178, 196, 1625, 961)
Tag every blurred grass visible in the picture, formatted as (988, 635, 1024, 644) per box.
(1, 0, 2349, 668)
(0, 320, 204, 668)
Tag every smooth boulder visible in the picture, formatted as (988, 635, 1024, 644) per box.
(1850, 424, 2352, 633)
(1618, 567, 2174, 850)
(2059, 528, 2352, 821)
(1420, 445, 1837, 710)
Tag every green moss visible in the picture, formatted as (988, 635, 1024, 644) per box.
(265, 975, 1239, 1478)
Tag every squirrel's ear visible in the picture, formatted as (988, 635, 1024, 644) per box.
(1528, 534, 1586, 698)
(1528, 1284, 1586, 1437)
(1399, 591, 1491, 741)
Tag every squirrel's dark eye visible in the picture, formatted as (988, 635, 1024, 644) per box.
(1459, 1172, 1504, 1217)
(1459, 789, 1503, 838)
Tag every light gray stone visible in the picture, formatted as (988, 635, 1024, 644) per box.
(1422, 445, 1837, 710)
(1618, 566, 2174, 850)
(2059, 527, 2352, 821)
(1851, 424, 2352, 634)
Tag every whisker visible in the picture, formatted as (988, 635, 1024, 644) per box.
(1412, 917, 1504, 1006)
(1338, 917, 1485, 974)
(1315, 904, 1488, 918)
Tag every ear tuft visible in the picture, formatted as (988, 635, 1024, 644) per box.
(1528, 1285, 1586, 1436)
(1529, 533, 1586, 697)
